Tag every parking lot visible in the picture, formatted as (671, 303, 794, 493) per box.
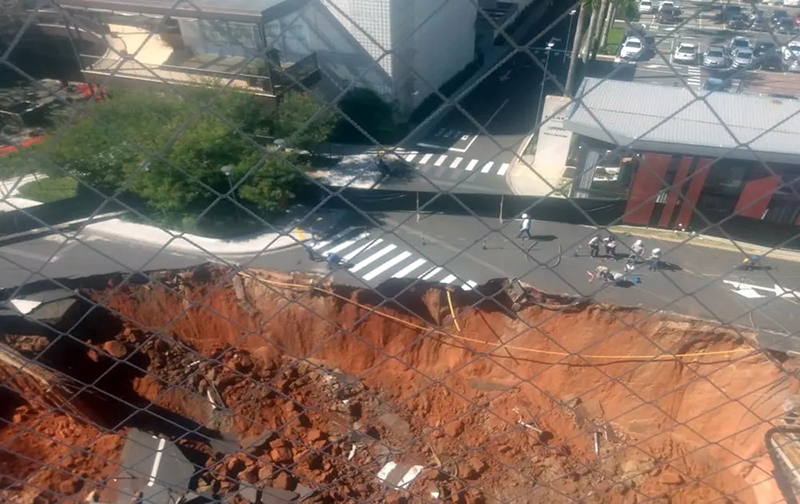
(617, 0, 800, 97)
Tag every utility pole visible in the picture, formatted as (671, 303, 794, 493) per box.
(537, 39, 559, 127)
(565, 9, 577, 64)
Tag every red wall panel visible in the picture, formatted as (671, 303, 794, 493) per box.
(734, 170, 781, 219)
(674, 157, 713, 227)
(657, 155, 693, 228)
(623, 153, 672, 225)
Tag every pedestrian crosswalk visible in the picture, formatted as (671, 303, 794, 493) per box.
(311, 227, 477, 290)
(398, 149, 509, 178)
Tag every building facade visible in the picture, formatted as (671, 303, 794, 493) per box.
(563, 78, 800, 230)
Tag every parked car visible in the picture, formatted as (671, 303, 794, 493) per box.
(721, 4, 742, 22)
(620, 37, 645, 60)
(760, 50, 784, 71)
(784, 41, 800, 61)
(657, 5, 675, 23)
(659, 1, 681, 16)
(750, 16, 769, 31)
(726, 14, 748, 30)
(732, 49, 755, 69)
(777, 18, 795, 33)
(673, 42, 698, 64)
(703, 77, 733, 92)
(728, 36, 751, 55)
(703, 46, 729, 68)
(639, 0, 655, 14)
(754, 42, 778, 58)
(771, 9, 791, 26)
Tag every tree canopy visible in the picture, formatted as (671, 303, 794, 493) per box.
(39, 87, 327, 218)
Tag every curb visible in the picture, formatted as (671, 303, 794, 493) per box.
(0, 211, 125, 247)
(82, 218, 311, 257)
(609, 225, 800, 263)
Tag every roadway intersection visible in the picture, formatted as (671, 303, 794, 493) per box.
(3, 210, 800, 349)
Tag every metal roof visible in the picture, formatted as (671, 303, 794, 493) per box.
(59, 0, 309, 22)
(564, 77, 800, 164)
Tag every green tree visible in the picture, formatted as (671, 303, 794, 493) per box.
(235, 150, 305, 212)
(46, 87, 298, 216)
(273, 91, 335, 151)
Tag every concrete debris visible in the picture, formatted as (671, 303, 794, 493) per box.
(347, 444, 356, 460)
(377, 461, 424, 490)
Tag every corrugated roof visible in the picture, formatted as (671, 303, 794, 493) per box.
(564, 77, 800, 163)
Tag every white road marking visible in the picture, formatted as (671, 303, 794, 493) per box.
(419, 153, 433, 164)
(147, 437, 167, 487)
(392, 258, 428, 278)
(497, 163, 510, 176)
(343, 238, 383, 261)
(461, 280, 478, 291)
(362, 251, 412, 280)
(322, 232, 370, 254)
(461, 135, 469, 140)
(465, 159, 479, 171)
(349, 244, 397, 273)
(421, 267, 442, 280)
(480, 161, 495, 174)
(312, 226, 357, 249)
(450, 157, 463, 168)
(404, 152, 418, 162)
(440, 274, 457, 284)
(434, 155, 447, 166)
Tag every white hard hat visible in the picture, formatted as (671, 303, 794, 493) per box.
(634, 239, 643, 246)
(522, 213, 528, 218)
(652, 248, 661, 254)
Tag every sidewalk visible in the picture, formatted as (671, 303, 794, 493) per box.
(506, 96, 573, 197)
(609, 224, 800, 263)
(0, 174, 47, 213)
(79, 208, 345, 256)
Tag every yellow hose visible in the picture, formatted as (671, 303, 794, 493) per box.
(238, 272, 756, 361)
(446, 289, 461, 332)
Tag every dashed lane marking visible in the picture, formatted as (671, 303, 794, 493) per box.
(434, 154, 447, 166)
(497, 163, 509, 176)
(480, 161, 495, 174)
(450, 157, 463, 168)
(465, 159, 479, 171)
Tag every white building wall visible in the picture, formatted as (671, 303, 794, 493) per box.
(323, 0, 393, 77)
(401, 0, 477, 110)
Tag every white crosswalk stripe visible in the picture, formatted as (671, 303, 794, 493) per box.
(363, 251, 412, 280)
(324, 232, 369, 254)
(419, 153, 433, 164)
(392, 258, 427, 278)
(405, 152, 418, 162)
(312, 226, 357, 249)
(497, 163, 509, 176)
(461, 280, 478, 291)
(315, 230, 477, 288)
(434, 154, 447, 166)
(350, 244, 397, 273)
(343, 238, 383, 261)
(465, 159, 479, 171)
(450, 157, 463, 168)
(480, 161, 494, 174)
(421, 267, 442, 280)
(440, 274, 457, 284)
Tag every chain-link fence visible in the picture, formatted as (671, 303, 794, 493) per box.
(3, 0, 800, 502)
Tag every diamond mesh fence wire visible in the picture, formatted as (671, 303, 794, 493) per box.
(4, 0, 800, 502)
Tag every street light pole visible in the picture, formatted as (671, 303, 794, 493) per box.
(536, 39, 557, 127)
(565, 9, 577, 64)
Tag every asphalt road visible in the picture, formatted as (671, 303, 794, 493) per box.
(377, 2, 574, 195)
(5, 211, 800, 349)
(626, 0, 800, 94)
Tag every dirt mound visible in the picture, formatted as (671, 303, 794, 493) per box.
(1, 266, 798, 503)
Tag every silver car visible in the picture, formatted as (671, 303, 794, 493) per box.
(732, 49, 754, 69)
(703, 46, 728, 68)
(673, 43, 698, 64)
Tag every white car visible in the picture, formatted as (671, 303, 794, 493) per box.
(620, 37, 644, 60)
(783, 41, 800, 61)
(672, 43, 698, 64)
(639, 0, 655, 14)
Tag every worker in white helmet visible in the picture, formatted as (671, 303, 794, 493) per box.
(517, 213, 533, 240)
